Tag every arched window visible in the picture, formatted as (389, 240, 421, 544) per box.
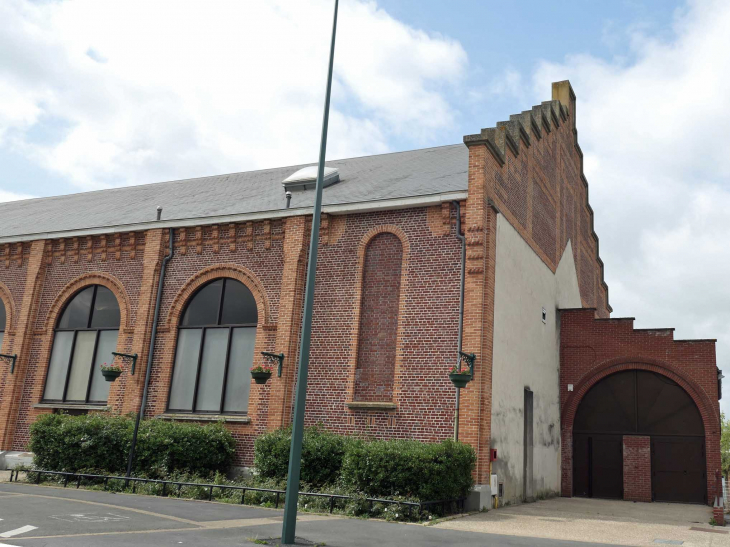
(354, 232, 403, 403)
(42, 285, 120, 404)
(168, 278, 258, 414)
(0, 298, 6, 350)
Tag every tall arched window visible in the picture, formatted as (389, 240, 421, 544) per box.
(354, 232, 403, 402)
(168, 278, 258, 414)
(0, 298, 6, 350)
(43, 285, 120, 404)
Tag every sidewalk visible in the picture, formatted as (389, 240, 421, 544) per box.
(435, 497, 727, 546)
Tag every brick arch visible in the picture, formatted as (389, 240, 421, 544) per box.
(35, 273, 131, 406)
(347, 225, 410, 405)
(0, 280, 15, 333)
(165, 264, 271, 328)
(42, 272, 131, 332)
(562, 357, 719, 435)
(561, 356, 721, 503)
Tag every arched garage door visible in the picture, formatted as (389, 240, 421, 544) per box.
(573, 370, 706, 503)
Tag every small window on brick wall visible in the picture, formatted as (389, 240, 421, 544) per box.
(353, 232, 403, 403)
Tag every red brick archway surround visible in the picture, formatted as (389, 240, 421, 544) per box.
(560, 308, 721, 505)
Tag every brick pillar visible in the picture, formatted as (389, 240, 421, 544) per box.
(0, 240, 46, 449)
(459, 141, 498, 484)
(713, 505, 725, 526)
(623, 435, 652, 502)
(267, 216, 308, 430)
(120, 229, 166, 415)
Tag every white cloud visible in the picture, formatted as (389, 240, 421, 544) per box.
(0, 190, 35, 203)
(532, 0, 730, 412)
(0, 0, 466, 190)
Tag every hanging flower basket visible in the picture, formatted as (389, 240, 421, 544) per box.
(101, 364, 123, 382)
(449, 372, 471, 389)
(251, 364, 274, 385)
(449, 364, 472, 389)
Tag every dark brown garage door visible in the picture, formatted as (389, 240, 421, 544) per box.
(573, 370, 705, 503)
(573, 434, 623, 499)
(652, 437, 706, 504)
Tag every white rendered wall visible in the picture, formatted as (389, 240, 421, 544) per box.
(490, 214, 581, 504)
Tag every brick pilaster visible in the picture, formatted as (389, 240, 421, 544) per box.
(459, 142, 498, 484)
(120, 229, 165, 415)
(267, 216, 308, 430)
(0, 240, 46, 449)
(623, 435, 651, 502)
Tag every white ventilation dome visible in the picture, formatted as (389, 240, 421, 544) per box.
(282, 166, 340, 191)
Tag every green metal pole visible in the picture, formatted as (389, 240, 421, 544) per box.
(281, 0, 339, 543)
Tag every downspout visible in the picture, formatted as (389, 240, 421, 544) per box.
(452, 200, 466, 441)
(125, 227, 174, 478)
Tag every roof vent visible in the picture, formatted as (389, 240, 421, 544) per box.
(282, 166, 339, 191)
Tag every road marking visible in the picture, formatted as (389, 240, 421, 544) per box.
(0, 491, 199, 525)
(50, 513, 130, 523)
(0, 543, 21, 547)
(0, 525, 37, 538)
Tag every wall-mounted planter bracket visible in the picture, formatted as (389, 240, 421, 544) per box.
(459, 351, 476, 379)
(0, 353, 17, 374)
(262, 352, 285, 377)
(112, 352, 138, 375)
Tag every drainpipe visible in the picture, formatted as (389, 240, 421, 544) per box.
(125, 227, 174, 479)
(452, 200, 466, 442)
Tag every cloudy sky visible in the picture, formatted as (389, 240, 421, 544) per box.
(1, 0, 728, 412)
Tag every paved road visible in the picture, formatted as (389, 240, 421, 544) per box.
(0, 483, 619, 546)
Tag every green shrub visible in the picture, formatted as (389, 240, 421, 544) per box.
(340, 439, 475, 500)
(254, 425, 355, 488)
(29, 413, 235, 478)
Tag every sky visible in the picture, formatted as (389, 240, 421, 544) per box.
(1, 0, 729, 412)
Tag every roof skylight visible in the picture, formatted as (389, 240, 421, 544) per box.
(282, 166, 340, 191)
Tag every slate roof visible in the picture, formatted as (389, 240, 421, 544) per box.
(0, 144, 468, 240)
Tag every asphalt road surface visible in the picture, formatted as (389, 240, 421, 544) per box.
(0, 482, 619, 546)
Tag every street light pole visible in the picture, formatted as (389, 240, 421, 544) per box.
(281, 0, 339, 543)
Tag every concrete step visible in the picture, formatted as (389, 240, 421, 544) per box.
(0, 450, 34, 470)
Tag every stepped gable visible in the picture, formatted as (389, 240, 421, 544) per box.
(560, 307, 719, 421)
(463, 81, 610, 314)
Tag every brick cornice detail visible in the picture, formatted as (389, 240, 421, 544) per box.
(165, 264, 272, 328)
(561, 356, 720, 436)
(41, 272, 132, 332)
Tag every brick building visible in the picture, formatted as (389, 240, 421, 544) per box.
(0, 81, 721, 507)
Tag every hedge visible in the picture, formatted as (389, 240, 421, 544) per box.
(254, 425, 354, 488)
(254, 426, 476, 500)
(29, 413, 235, 478)
(340, 438, 475, 501)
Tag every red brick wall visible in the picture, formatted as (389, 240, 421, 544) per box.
(623, 435, 651, 502)
(305, 208, 461, 442)
(560, 308, 721, 505)
(485, 99, 608, 317)
(353, 232, 403, 403)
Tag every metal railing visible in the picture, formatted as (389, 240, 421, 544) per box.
(8, 469, 464, 520)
